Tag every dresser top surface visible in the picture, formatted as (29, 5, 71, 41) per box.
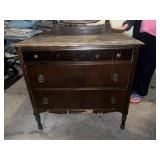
(14, 33, 143, 49)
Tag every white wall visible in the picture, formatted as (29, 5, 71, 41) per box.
(88, 20, 133, 36)
(110, 20, 133, 36)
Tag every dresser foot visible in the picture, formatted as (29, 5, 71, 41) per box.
(120, 113, 127, 129)
(34, 113, 43, 130)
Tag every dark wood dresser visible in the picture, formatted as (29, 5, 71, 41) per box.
(15, 33, 143, 130)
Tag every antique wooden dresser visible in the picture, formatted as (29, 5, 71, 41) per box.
(14, 33, 143, 130)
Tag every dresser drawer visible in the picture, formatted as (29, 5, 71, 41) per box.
(26, 63, 132, 88)
(21, 49, 133, 62)
(32, 90, 128, 110)
(114, 49, 133, 61)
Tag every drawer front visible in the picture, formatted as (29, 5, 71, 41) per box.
(21, 49, 133, 62)
(114, 49, 133, 61)
(32, 90, 128, 109)
(26, 63, 132, 88)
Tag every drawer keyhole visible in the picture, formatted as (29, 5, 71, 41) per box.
(38, 74, 45, 83)
(42, 97, 49, 105)
(112, 73, 118, 82)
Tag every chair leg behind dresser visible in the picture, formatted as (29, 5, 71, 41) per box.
(34, 113, 43, 130)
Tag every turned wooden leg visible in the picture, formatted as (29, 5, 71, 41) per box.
(120, 113, 127, 129)
(34, 113, 43, 130)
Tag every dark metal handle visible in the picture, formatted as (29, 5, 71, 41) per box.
(34, 54, 38, 59)
(116, 53, 122, 58)
(38, 74, 45, 83)
(110, 97, 116, 105)
(74, 56, 79, 61)
(42, 97, 49, 105)
(112, 73, 118, 82)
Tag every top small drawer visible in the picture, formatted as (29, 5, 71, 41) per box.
(21, 48, 133, 62)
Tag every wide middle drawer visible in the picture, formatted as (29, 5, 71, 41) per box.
(26, 63, 132, 88)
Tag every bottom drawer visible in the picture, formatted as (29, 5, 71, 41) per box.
(32, 89, 129, 109)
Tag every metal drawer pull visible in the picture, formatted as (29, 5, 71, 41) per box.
(110, 97, 117, 105)
(42, 97, 49, 105)
(95, 54, 100, 59)
(38, 74, 45, 83)
(74, 57, 78, 61)
(112, 73, 118, 82)
(34, 54, 38, 59)
(56, 53, 61, 58)
(116, 53, 122, 58)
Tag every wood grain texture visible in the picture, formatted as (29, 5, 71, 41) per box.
(14, 33, 143, 48)
(32, 89, 128, 110)
(21, 48, 133, 62)
(26, 63, 132, 88)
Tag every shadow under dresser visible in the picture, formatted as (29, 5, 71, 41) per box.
(14, 33, 143, 130)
